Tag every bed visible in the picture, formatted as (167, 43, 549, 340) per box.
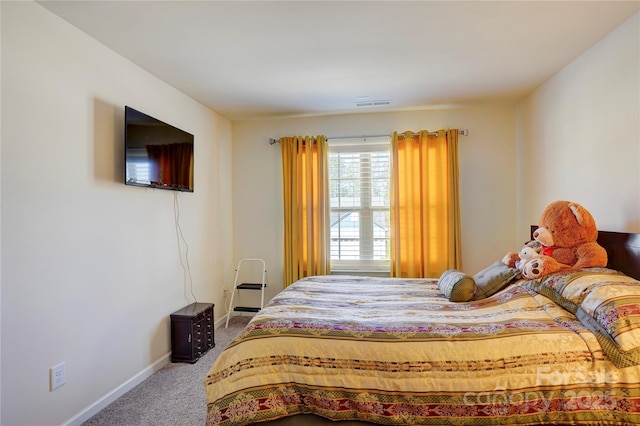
(205, 230, 640, 425)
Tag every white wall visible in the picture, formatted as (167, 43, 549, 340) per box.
(2, 2, 636, 425)
(232, 11, 640, 300)
(1, 2, 233, 425)
(515, 12, 640, 240)
(232, 105, 518, 296)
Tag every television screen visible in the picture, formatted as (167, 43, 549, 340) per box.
(124, 106, 194, 192)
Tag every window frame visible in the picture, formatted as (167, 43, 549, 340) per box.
(328, 137, 391, 273)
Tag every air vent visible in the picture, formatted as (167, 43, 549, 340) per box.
(355, 100, 392, 107)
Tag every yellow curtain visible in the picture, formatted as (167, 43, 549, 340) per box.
(281, 135, 330, 288)
(390, 130, 461, 278)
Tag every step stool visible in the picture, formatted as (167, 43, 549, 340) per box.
(225, 258, 267, 328)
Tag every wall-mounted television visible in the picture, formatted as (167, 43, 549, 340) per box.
(124, 106, 194, 192)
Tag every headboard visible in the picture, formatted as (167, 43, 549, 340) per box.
(531, 226, 640, 280)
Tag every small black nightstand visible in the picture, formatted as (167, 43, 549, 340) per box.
(170, 303, 214, 363)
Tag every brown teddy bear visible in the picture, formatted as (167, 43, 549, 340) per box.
(502, 200, 608, 279)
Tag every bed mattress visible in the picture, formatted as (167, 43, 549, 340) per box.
(205, 273, 640, 425)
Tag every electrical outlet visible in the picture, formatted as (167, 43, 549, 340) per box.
(50, 362, 66, 391)
(222, 288, 230, 299)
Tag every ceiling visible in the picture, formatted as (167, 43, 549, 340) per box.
(38, 1, 639, 121)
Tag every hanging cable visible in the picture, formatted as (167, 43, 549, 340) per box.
(173, 192, 197, 304)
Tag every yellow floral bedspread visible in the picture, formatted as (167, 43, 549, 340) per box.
(205, 275, 640, 425)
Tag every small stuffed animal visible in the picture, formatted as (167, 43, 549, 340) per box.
(503, 240, 540, 270)
(515, 246, 539, 270)
(503, 200, 608, 279)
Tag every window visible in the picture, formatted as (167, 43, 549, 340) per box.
(126, 148, 151, 185)
(328, 137, 391, 272)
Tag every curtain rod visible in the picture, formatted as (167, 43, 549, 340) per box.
(268, 129, 468, 145)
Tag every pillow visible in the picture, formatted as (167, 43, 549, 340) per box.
(575, 277, 640, 367)
(473, 261, 520, 300)
(525, 268, 632, 314)
(526, 268, 640, 367)
(438, 270, 476, 302)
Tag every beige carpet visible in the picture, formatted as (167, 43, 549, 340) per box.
(82, 316, 251, 426)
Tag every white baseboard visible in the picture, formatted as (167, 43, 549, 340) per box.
(62, 353, 171, 426)
(215, 312, 254, 329)
(215, 313, 229, 329)
(62, 315, 247, 425)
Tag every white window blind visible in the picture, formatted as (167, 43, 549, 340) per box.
(328, 137, 390, 272)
